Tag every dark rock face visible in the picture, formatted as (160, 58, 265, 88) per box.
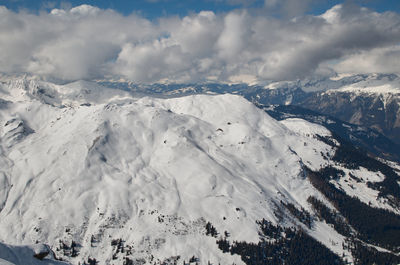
(2, 118, 35, 148)
(301, 91, 400, 145)
(33, 251, 49, 260)
(263, 104, 400, 162)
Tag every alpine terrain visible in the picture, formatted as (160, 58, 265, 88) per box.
(0, 75, 400, 265)
(103, 73, 400, 148)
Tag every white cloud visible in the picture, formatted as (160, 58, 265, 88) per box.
(0, 4, 399, 83)
(216, 11, 249, 60)
(172, 11, 220, 56)
(331, 46, 400, 75)
(113, 41, 192, 83)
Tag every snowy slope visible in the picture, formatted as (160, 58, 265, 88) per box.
(0, 242, 68, 265)
(325, 73, 400, 96)
(323, 73, 400, 116)
(0, 76, 398, 264)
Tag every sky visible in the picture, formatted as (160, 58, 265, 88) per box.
(0, 0, 400, 83)
(2, 0, 400, 18)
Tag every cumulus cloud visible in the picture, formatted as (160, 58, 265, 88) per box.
(0, 3, 399, 83)
(331, 46, 400, 74)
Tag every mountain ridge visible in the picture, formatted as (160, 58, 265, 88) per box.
(0, 76, 399, 264)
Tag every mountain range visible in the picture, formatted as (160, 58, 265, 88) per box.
(0, 74, 399, 265)
(99, 73, 400, 147)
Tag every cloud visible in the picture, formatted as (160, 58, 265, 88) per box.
(0, 3, 399, 83)
(217, 11, 249, 60)
(331, 46, 400, 74)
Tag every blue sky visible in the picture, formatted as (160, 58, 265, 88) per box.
(2, 0, 400, 18)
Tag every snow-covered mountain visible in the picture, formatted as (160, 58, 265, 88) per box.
(300, 74, 400, 145)
(98, 73, 400, 146)
(247, 73, 400, 146)
(0, 76, 399, 265)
